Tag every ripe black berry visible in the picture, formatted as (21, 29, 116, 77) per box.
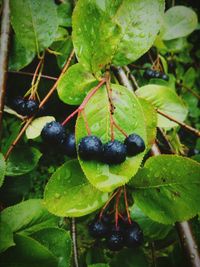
(24, 99, 39, 116)
(161, 73, 169, 81)
(62, 133, 77, 158)
(106, 230, 124, 251)
(12, 96, 26, 115)
(124, 134, 145, 156)
(124, 222, 143, 248)
(102, 140, 127, 165)
(144, 69, 154, 79)
(88, 219, 109, 239)
(78, 135, 102, 161)
(41, 121, 66, 145)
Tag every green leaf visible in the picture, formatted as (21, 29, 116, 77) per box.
(183, 67, 196, 88)
(31, 228, 72, 267)
(136, 84, 188, 128)
(25, 116, 55, 139)
(0, 153, 6, 188)
(57, 1, 72, 27)
(0, 222, 15, 253)
(57, 63, 98, 105)
(110, 248, 148, 267)
(72, 0, 165, 73)
(131, 155, 200, 224)
(130, 205, 172, 241)
(88, 264, 109, 267)
(161, 6, 198, 40)
(9, 35, 35, 71)
(44, 160, 108, 217)
(76, 84, 146, 192)
(10, 0, 58, 53)
(139, 98, 157, 149)
(0, 234, 58, 267)
(0, 199, 59, 235)
(6, 146, 42, 176)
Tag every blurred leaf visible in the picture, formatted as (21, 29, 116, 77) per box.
(0, 153, 6, 188)
(57, 1, 72, 27)
(0, 222, 15, 253)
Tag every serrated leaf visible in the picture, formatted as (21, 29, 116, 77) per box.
(6, 146, 42, 176)
(10, 0, 58, 53)
(57, 63, 98, 105)
(9, 35, 35, 71)
(139, 98, 157, 149)
(0, 234, 58, 267)
(161, 6, 198, 40)
(26, 116, 55, 139)
(31, 228, 72, 267)
(136, 84, 188, 128)
(130, 205, 172, 241)
(76, 84, 146, 192)
(0, 153, 6, 188)
(131, 155, 200, 224)
(72, 0, 165, 73)
(44, 160, 108, 217)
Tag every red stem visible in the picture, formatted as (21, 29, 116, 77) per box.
(113, 121, 128, 138)
(115, 188, 122, 229)
(61, 108, 79, 126)
(124, 185, 132, 224)
(81, 109, 91, 135)
(99, 189, 120, 219)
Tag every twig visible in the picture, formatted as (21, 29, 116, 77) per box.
(71, 218, 79, 267)
(157, 109, 200, 137)
(0, 0, 11, 139)
(4, 49, 75, 160)
(123, 66, 139, 90)
(150, 242, 157, 267)
(111, 66, 133, 92)
(8, 70, 57, 81)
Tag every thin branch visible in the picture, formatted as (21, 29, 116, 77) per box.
(150, 242, 157, 267)
(4, 49, 75, 160)
(157, 109, 200, 137)
(71, 218, 79, 267)
(123, 66, 139, 90)
(8, 70, 57, 81)
(0, 0, 11, 139)
(111, 66, 133, 92)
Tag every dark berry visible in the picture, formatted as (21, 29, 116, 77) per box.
(124, 222, 143, 248)
(41, 121, 66, 145)
(88, 219, 109, 239)
(161, 74, 169, 81)
(12, 96, 26, 115)
(144, 69, 154, 79)
(62, 133, 77, 158)
(78, 135, 102, 161)
(154, 71, 161, 78)
(96, 213, 112, 225)
(106, 230, 124, 251)
(102, 140, 127, 165)
(24, 99, 39, 116)
(124, 134, 145, 156)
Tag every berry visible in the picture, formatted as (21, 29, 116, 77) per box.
(12, 96, 26, 115)
(102, 140, 127, 165)
(41, 121, 66, 145)
(62, 133, 77, 158)
(106, 230, 124, 251)
(88, 219, 109, 239)
(124, 222, 143, 248)
(161, 73, 169, 81)
(24, 99, 39, 116)
(124, 134, 145, 156)
(154, 71, 161, 78)
(96, 213, 112, 225)
(144, 69, 154, 79)
(78, 135, 102, 161)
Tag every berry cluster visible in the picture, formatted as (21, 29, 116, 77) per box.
(89, 215, 143, 251)
(12, 96, 39, 116)
(78, 134, 145, 165)
(144, 69, 169, 81)
(41, 121, 77, 157)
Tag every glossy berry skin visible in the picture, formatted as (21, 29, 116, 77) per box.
(62, 133, 77, 158)
(124, 134, 145, 156)
(102, 140, 127, 165)
(24, 99, 39, 116)
(41, 121, 66, 145)
(12, 97, 26, 115)
(124, 222, 143, 248)
(144, 69, 154, 79)
(106, 230, 125, 251)
(78, 135, 102, 161)
(88, 219, 109, 239)
(161, 74, 169, 81)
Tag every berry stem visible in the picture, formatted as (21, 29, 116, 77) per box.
(115, 188, 122, 229)
(113, 120, 128, 138)
(99, 189, 120, 220)
(8, 71, 57, 81)
(61, 79, 106, 127)
(80, 109, 91, 135)
(123, 185, 132, 224)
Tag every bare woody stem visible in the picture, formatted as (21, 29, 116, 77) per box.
(71, 218, 79, 267)
(115, 188, 122, 229)
(123, 186, 131, 224)
(0, 0, 11, 140)
(4, 49, 75, 160)
(157, 109, 200, 137)
(99, 189, 120, 219)
(8, 70, 57, 81)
